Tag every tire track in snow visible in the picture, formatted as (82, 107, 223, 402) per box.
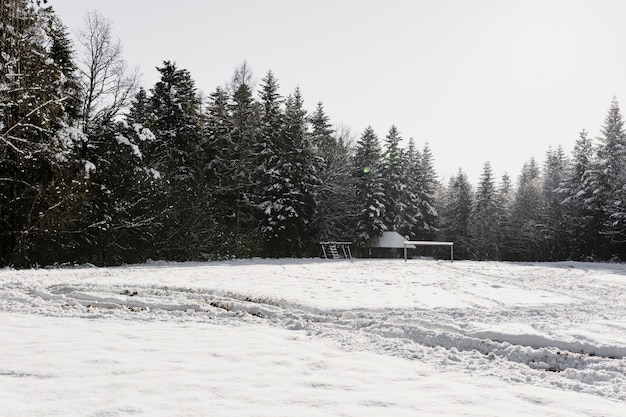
(4, 277, 626, 402)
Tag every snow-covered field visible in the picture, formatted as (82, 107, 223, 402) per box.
(2, 258, 626, 416)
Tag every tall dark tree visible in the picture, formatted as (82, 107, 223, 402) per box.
(203, 85, 239, 257)
(540, 146, 568, 259)
(226, 63, 260, 255)
(469, 162, 501, 260)
(381, 125, 407, 232)
(1, 0, 87, 266)
(413, 143, 439, 240)
(439, 169, 474, 258)
(76, 118, 160, 265)
(400, 138, 421, 238)
(146, 61, 208, 260)
(507, 158, 544, 260)
(310, 105, 356, 244)
(254, 70, 287, 256)
(45, 12, 81, 122)
(560, 130, 597, 258)
(591, 99, 626, 257)
(277, 88, 318, 254)
(125, 87, 151, 126)
(353, 126, 386, 250)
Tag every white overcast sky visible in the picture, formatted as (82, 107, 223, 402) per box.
(51, 0, 626, 183)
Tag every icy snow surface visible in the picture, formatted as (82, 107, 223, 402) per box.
(2, 259, 626, 416)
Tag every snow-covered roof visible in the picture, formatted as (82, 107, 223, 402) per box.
(370, 231, 410, 248)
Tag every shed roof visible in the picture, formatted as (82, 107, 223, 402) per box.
(370, 231, 411, 248)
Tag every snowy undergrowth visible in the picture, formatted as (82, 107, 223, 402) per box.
(2, 259, 626, 416)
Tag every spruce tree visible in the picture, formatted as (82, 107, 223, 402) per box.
(255, 70, 287, 256)
(469, 162, 501, 260)
(277, 88, 318, 254)
(353, 127, 386, 251)
(439, 169, 474, 259)
(309, 103, 355, 244)
(1, 0, 87, 266)
(76, 118, 159, 265)
(413, 143, 439, 240)
(591, 99, 626, 257)
(381, 125, 406, 232)
(145, 61, 208, 260)
(560, 130, 597, 258)
(540, 146, 568, 260)
(226, 63, 260, 255)
(401, 138, 421, 238)
(508, 158, 544, 260)
(203, 86, 238, 257)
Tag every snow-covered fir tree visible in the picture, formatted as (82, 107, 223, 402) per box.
(469, 162, 501, 260)
(540, 146, 569, 260)
(559, 130, 597, 258)
(257, 84, 318, 257)
(254, 70, 288, 256)
(226, 63, 261, 256)
(277, 88, 318, 254)
(381, 125, 407, 233)
(413, 143, 439, 240)
(146, 61, 209, 260)
(590, 99, 626, 257)
(0, 0, 87, 266)
(507, 158, 544, 260)
(76, 117, 160, 265)
(353, 127, 386, 249)
(400, 138, 421, 238)
(203, 85, 240, 257)
(438, 169, 474, 258)
(309, 104, 356, 243)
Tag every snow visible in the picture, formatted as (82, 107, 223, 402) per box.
(116, 134, 142, 159)
(2, 259, 626, 416)
(370, 231, 409, 248)
(83, 160, 96, 178)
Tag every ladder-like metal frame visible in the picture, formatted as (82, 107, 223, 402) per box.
(320, 241, 353, 259)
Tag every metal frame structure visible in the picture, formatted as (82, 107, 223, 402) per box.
(320, 241, 353, 259)
(403, 241, 454, 262)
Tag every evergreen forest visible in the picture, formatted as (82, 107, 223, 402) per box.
(4, 1, 626, 267)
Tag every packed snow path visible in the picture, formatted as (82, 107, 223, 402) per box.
(2, 259, 626, 416)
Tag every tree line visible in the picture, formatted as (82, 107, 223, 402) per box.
(2, 1, 626, 266)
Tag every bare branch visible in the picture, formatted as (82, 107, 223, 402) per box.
(76, 10, 139, 131)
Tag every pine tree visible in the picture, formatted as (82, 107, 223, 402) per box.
(76, 118, 160, 265)
(591, 98, 626, 257)
(255, 70, 287, 256)
(413, 143, 439, 240)
(125, 87, 150, 126)
(145, 61, 208, 260)
(540, 146, 568, 260)
(45, 12, 81, 122)
(439, 169, 473, 258)
(277, 88, 318, 254)
(560, 130, 597, 258)
(226, 63, 260, 255)
(309, 103, 355, 244)
(1, 0, 87, 266)
(469, 162, 501, 260)
(401, 138, 421, 238)
(381, 125, 407, 232)
(497, 172, 515, 259)
(203, 85, 238, 257)
(508, 158, 545, 260)
(353, 126, 386, 250)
